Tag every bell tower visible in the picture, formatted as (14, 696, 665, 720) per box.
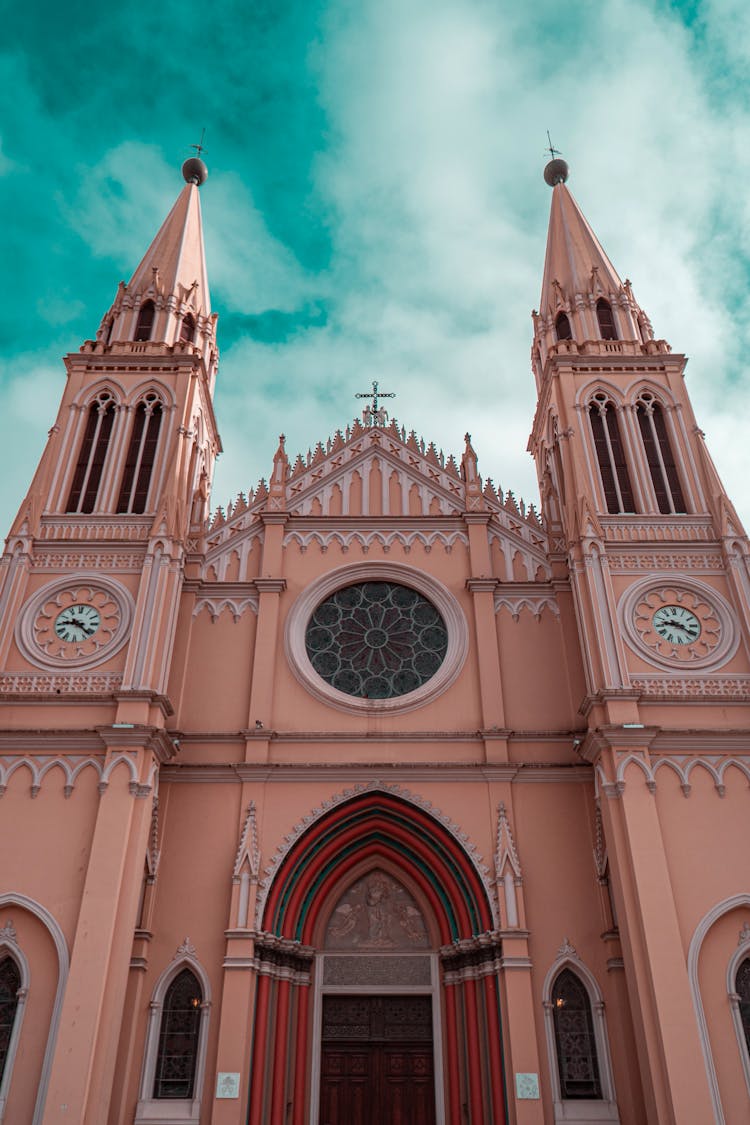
(0, 154, 221, 705)
(528, 156, 750, 1122)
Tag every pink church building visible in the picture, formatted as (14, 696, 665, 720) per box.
(1, 150, 749, 1125)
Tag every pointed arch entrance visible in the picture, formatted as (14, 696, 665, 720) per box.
(249, 790, 507, 1125)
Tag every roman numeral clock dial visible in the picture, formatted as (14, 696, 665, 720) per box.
(16, 577, 134, 671)
(623, 581, 735, 669)
(54, 604, 102, 643)
(651, 605, 701, 646)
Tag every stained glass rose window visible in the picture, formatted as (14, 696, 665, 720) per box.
(305, 582, 448, 699)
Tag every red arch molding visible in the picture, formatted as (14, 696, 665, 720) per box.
(262, 791, 494, 942)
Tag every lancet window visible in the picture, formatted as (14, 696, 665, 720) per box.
(588, 394, 635, 513)
(117, 394, 163, 514)
(153, 968, 202, 1099)
(552, 969, 602, 1100)
(0, 956, 21, 1087)
(67, 392, 117, 513)
(596, 298, 617, 340)
(180, 313, 196, 343)
(134, 300, 155, 342)
(736, 958, 750, 1058)
(636, 393, 686, 513)
(555, 312, 572, 341)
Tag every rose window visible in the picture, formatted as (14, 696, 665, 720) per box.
(305, 582, 449, 700)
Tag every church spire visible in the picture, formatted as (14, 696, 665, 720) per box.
(88, 155, 218, 380)
(531, 157, 666, 388)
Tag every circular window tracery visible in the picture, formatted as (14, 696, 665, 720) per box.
(305, 582, 448, 700)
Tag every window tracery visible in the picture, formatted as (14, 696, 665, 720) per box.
(0, 956, 20, 1088)
(117, 393, 163, 514)
(588, 393, 635, 513)
(66, 392, 117, 514)
(153, 968, 202, 1099)
(552, 969, 602, 1100)
(735, 957, 750, 1058)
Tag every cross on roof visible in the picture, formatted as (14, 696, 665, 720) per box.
(191, 128, 207, 158)
(545, 130, 561, 159)
(355, 380, 396, 427)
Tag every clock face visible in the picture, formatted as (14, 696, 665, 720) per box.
(651, 605, 701, 646)
(20, 581, 129, 667)
(54, 604, 102, 644)
(630, 584, 723, 665)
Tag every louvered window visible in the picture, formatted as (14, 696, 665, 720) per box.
(134, 300, 155, 341)
(117, 395, 163, 514)
(67, 393, 116, 513)
(555, 312, 572, 341)
(596, 299, 617, 340)
(636, 395, 686, 513)
(589, 395, 635, 513)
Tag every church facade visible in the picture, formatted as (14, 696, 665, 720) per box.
(1, 152, 750, 1125)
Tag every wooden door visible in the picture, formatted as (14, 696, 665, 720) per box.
(319, 996, 436, 1125)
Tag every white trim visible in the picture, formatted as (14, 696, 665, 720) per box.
(135, 953, 212, 1125)
(726, 935, 750, 1098)
(542, 951, 620, 1124)
(0, 934, 30, 1122)
(688, 893, 750, 1125)
(284, 562, 468, 716)
(0, 894, 69, 1125)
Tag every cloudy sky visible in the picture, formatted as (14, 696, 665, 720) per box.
(2, 0, 750, 532)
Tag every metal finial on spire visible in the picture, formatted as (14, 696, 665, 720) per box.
(355, 380, 396, 427)
(543, 132, 569, 187)
(182, 129, 208, 186)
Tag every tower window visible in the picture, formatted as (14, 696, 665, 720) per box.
(180, 313, 196, 343)
(552, 969, 602, 1100)
(589, 394, 635, 513)
(0, 956, 21, 1087)
(636, 395, 686, 513)
(153, 968, 202, 1099)
(736, 958, 750, 1058)
(555, 312, 572, 341)
(134, 300, 155, 342)
(117, 395, 163, 514)
(596, 299, 617, 340)
(66, 393, 117, 514)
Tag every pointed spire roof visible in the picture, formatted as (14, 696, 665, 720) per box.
(127, 179, 211, 316)
(540, 181, 623, 318)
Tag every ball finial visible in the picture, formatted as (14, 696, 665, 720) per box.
(544, 157, 569, 187)
(182, 157, 208, 186)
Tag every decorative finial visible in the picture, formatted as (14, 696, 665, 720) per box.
(543, 132, 569, 187)
(182, 129, 208, 186)
(355, 379, 396, 427)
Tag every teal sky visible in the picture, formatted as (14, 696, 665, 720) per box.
(2, 0, 750, 531)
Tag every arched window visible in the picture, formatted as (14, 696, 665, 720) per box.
(180, 313, 196, 343)
(66, 393, 117, 513)
(134, 300, 155, 342)
(552, 969, 602, 1100)
(736, 958, 750, 1058)
(596, 299, 617, 340)
(153, 968, 202, 1099)
(117, 395, 163, 514)
(0, 956, 21, 1088)
(588, 394, 635, 513)
(636, 394, 686, 513)
(555, 312, 572, 341)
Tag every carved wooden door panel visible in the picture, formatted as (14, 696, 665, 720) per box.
(320, 995, 436, 1125)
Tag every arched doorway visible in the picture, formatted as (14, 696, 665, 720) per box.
(249, 790, 507, 1125)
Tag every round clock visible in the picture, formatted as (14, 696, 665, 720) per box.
(17, 576, 134, 670)
(619, 577, 738, 671)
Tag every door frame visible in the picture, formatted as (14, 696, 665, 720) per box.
(309, 953, 446, 1125)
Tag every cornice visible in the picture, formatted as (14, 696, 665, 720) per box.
(159, 761, 593, 785)
(0, 730, 105, 753)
